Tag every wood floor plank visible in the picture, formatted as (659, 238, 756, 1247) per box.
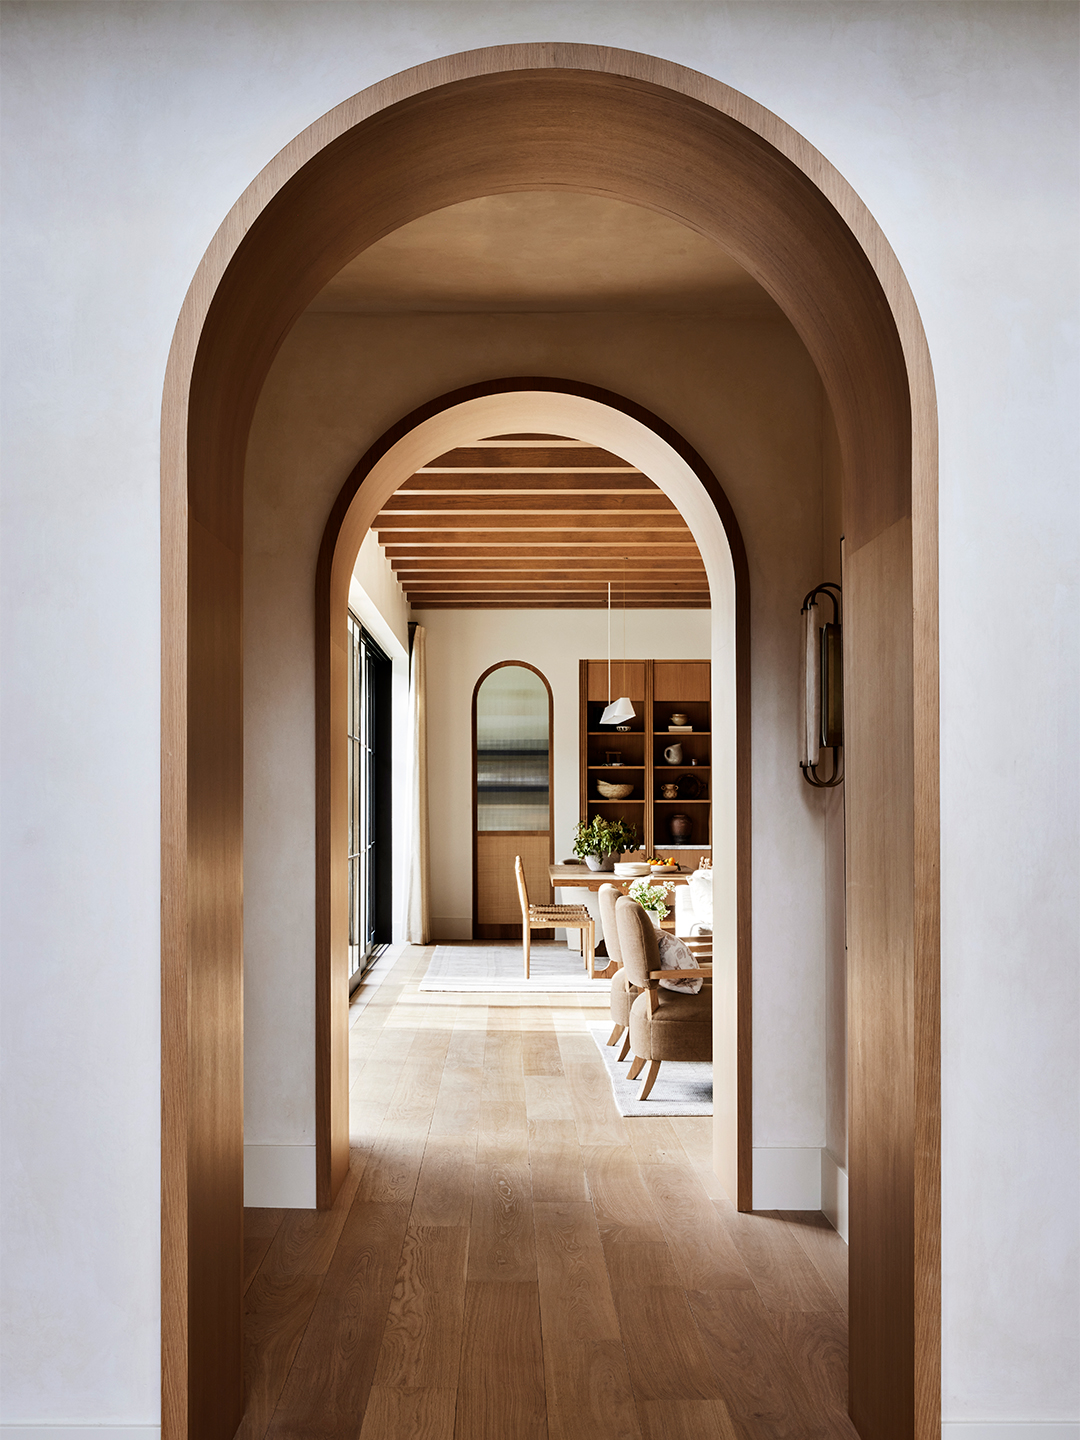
(523, 1028, 564, 1075)
(528, 1118, 588, 1203)
(687, 1287, 832, 1440)
(561, 1044, 627, 1146)
(534, 1200, 622, 1345)
(773, 1309, 856, 1431)
(617, 1283, 725, 1402)
(372, 1225, 469, 1389)
(454, 1281, 546, 1440)
(410, 1134, 478, 1227)
(602, 1240, 683, 1292)
(244, 1208, 285, 1292)
(581, 1146, 665, 1245)
(524, 1072, 576, 1121)
(636, 1398, 740, 1440)
(776, 1210, 849, 1312)
(358, 1386, 457, 1440)
(718, 1203, 841, 1314)
(546, 1340, 642, 1440)
(467, 1142, 536, 1283)
(265, 1200, 411, 1439)
(260, 1164, 361, 1279)
(626, 1117, 684, 1166)
(639, 1162, 754, 1292)
(234, 1271, 322, 1440)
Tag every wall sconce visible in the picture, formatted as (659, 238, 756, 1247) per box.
(800, 581, 843, 788)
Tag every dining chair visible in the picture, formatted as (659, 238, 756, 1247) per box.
(600, 883, 639, 1061)
(615, 894, 712, 1100)
(515, 855, 596, 979)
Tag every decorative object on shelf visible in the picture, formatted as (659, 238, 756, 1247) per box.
(599, 576, 636, 726)
(677, 773, 703, 800)
(627, 876, 676, 924)
(572, 815, 638, 871)
(663, 742, 683, 764)
(800, 582, 844, 788)
(667, 812, 693, 842)
(661, 783, 679, 799)
(616, 725, 630, 732)
(604, 750, 623, 765)
(597, 779, 634, 800)
(614, 861, 652, 878)
(669, 712, 688, 726)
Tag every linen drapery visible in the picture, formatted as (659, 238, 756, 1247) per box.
(404, 624, 430, 944)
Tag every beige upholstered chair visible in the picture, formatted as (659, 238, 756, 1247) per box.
(600, 883, 639, 1061)
(615, 894, 712, 1101)
(515, 855, 596, 979)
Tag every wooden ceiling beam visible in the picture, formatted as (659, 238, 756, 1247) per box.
(410, 601, 710, 610)
(423, 447, 631, 468)
(375, 517, 693, 535)
(380, 497, 677, 517)
(390, 557, 705, 572)
(397, 474, 661, 493)
(383, 544, 700, 559)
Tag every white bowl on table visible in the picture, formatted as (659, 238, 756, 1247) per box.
(613, 862, 651, 878)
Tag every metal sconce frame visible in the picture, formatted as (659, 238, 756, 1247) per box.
(800, 581, 844, 788)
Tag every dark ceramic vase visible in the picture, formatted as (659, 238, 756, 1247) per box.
(668, 812, 693, 842)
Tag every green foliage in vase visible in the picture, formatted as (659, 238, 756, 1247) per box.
(571, 815, 638, 860)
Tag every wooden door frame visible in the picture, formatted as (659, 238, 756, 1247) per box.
(162, 47, 939, 1440)
(470, 659, 556, 939)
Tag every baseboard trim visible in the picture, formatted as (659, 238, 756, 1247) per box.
(1, 1429, 161, 1438)
(942, 1427, 1080, 1438)
(243, 1142, 316, 1208)
(752, 1146, 821, 1209)
(820, 1149, 849, 1242)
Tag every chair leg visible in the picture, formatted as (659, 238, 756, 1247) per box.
(638, 1060, 662, 1101)
(627, 1054, 646, 1081)
(523, 924, 531, 979)
(585, 919, 596, 977)
(607, 1024, 623, 1046)
(618, 1032, 631, 1061)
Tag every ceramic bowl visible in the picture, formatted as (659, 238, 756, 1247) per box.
(613, 862, 651, 878)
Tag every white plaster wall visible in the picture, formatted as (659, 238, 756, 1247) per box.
(417, 608, 711, 938)
(1, 2, 1075, 1428)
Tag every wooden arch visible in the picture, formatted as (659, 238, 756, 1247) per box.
(162, 45, 939, 1440)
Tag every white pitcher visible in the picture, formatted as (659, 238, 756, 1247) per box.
(663, 742, 683, 764)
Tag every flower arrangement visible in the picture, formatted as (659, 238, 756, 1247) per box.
(571, 815, 637, 866)
(628, 877, 675, 920)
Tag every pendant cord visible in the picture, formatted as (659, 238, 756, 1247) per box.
(607, 580, 612, 704)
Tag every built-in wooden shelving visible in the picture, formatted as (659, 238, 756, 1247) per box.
(579, 659, 711, 864)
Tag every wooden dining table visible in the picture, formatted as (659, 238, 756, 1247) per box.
(548, 863, 692, 972)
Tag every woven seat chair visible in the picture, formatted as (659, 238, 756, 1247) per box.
(515, 855, 596, 979)
(615, 894, 712, 1101)
(600, 883, 640, 1061)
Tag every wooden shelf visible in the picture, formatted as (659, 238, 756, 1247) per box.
(581, 659, 712, 859)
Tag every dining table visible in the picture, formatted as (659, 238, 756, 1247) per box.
(548, 863, 693, 971)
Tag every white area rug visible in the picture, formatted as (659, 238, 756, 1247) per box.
(419, 943, 613, 993)
(588, 1024, 713, 1116)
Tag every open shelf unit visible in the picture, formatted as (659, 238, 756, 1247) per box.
(579, 659, 711, 864)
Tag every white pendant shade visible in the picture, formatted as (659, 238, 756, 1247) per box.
(599, 696, 636, 725)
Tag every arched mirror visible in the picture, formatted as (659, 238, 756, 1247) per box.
(472, 661, 554, 938)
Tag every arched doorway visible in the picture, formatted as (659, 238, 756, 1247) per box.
(162, 47, 939, 1440)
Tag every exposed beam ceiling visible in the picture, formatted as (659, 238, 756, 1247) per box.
(377, 436, 710, 610)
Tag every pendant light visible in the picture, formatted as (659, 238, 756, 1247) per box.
(599, 573, 636, 726)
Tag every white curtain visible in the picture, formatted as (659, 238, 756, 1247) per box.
(404, 624, 430, 944)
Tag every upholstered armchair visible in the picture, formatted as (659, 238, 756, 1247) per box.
(614, 894, 712, 1100)
(600, 883, 639, 1061)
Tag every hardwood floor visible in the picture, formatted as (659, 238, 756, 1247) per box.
(239, 945, 858, 1440)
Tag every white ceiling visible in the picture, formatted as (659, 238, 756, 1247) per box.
(307, 192, 784, 315)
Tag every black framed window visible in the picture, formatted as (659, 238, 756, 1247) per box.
(348, 613, 393, 985)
